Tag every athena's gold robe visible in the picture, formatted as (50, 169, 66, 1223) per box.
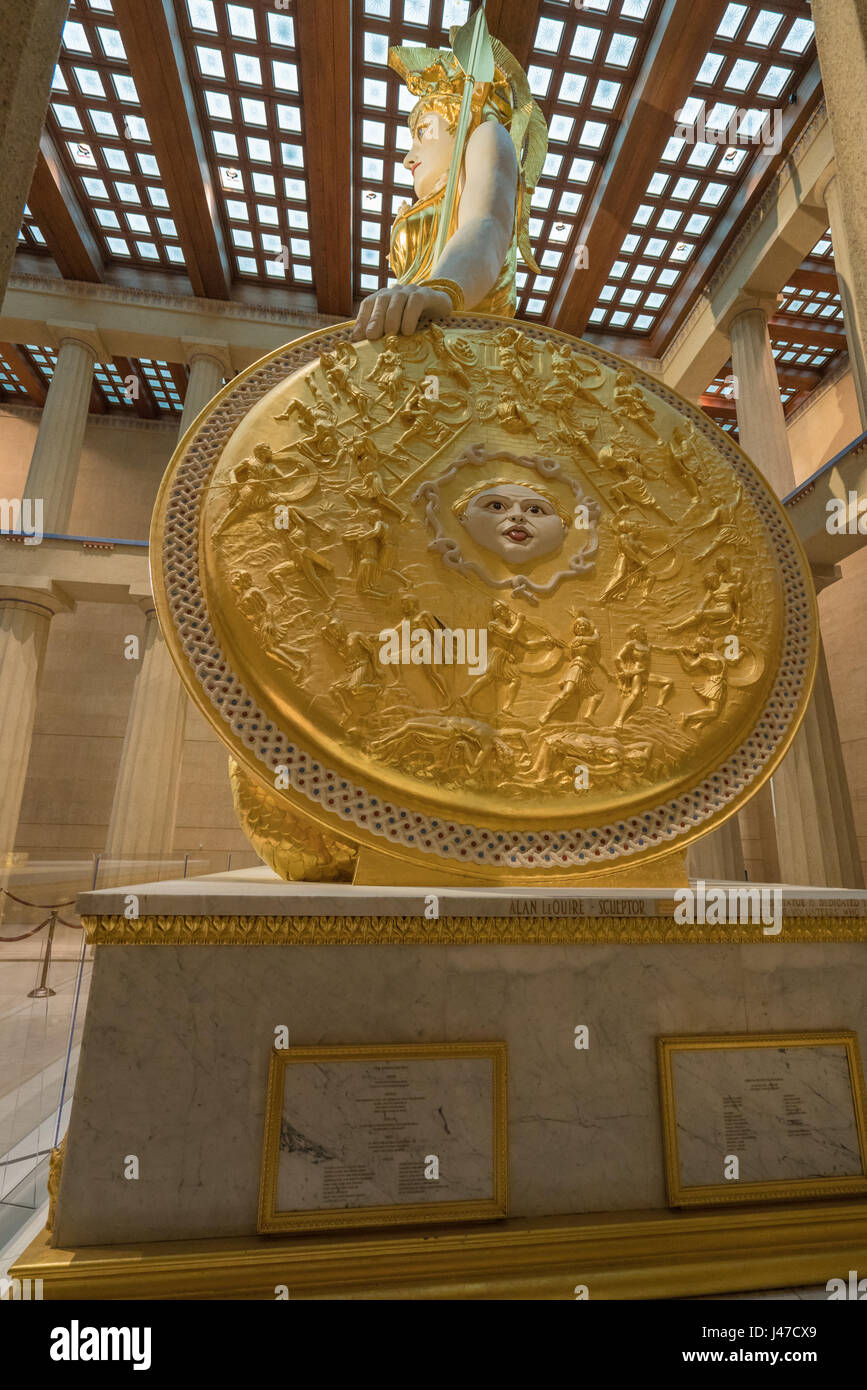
(389, 184, 518, 318)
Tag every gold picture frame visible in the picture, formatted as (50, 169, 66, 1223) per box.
(658, 1030, 867, 1208)
(258, 1041, 508, 1234)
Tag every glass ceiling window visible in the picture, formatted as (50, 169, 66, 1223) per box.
(175, 0, 312, 288)
(138, 358, 185, 413)
(590, 0, 815, 338)
(352, 0, 660, 312)
(48, 0, 185, 272)
(514, 0, 661, 321)
(0, 351, 29, 400)
(16, 203, 53, 258)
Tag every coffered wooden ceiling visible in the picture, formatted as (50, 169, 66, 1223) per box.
(4, 0, 845, 424)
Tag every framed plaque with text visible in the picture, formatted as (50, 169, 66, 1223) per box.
(258, 1041, 508, 1233)
(658, 1031, 867, 1207)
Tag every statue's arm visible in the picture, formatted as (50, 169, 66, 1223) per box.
(352, 121, 517, 342)
(431, 121, 517, 308)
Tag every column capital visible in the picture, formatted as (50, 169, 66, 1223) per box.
(0, 579, 74, 618)
(721, 292, 782, 338)
(815, 161, 838, 208)
(127, 583, 158, 619)
(180, 336, 233, 376)
(46, 320, 106, 361)
(811, 561, 843, 596)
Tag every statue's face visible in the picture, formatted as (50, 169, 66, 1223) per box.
(404, 111, 456, 201)
(461, 484, 567, 565)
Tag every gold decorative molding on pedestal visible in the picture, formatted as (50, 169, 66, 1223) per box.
(81, 912, 867, 947)
(12, 1199, 867, 1301)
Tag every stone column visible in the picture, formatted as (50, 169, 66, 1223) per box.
(102, 348, 228, 882)
(729, 302, 793, 496)
(0, 584, 71, 863)
(688, 815, 745, 883)
(811, 0, 867, 426)
(23, 327, 101, 533)
(729, 302, 864, 886)
(101, 598, 189, 883)
(0, 0, 69, 298)
(821, 170, 867, 427)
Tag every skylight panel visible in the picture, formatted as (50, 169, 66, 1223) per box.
(781, 18, 814, 54)
(196, 46, 225, 78)
(363, 78, 387, 107)
(266, 12, 294, 48)
(558, 73, 587, 104)
(571, 26, 601, 62)
(111, 74, 138, 103)
(528, 66, 552, 98)
(672, 176, 698, 199)
(404, 0, 431, 25)
(52, 103, 83, 130)
(235, 53, 263, 85)
(622, 0, 652, 17)
(579, 121, 607, 149)
(569, 156, 594, 182)
(73, 67, 105, 97)
(63, 21, 92, 53)
(534, 17, 564, 53)
(726, 58, 759, 91)
(241, 97, 267, 125)
(548, 114, 575, 143)
(227, 5, 257, 41)
(696, 52, 724, 84)
(277, 104, 301, 131)
(606, 33, 637, 67)
(716, 4, 747, 40)
(364, 32, 389, 64)
(442, 1, 469, 28)
(205, 90, 231, 120)
(687, 143, 715, 168)
(187, 0, 217, 33)
(96, 27, 126, 59)
(592, 80, 621, 111)
(758, 66, 791, 99)
(746, 10, 783, 47)
(700, 180, 728, 204)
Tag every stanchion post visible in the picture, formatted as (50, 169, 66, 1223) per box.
(28, 911, 58, 999)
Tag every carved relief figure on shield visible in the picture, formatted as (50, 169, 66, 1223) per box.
(352, 13, 547, 341)
(540, 613, 612, 726)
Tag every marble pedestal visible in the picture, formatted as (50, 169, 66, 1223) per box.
(19, 870, 867, 1298)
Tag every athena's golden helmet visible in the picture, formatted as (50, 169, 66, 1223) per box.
(388, 32, 548, 273)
